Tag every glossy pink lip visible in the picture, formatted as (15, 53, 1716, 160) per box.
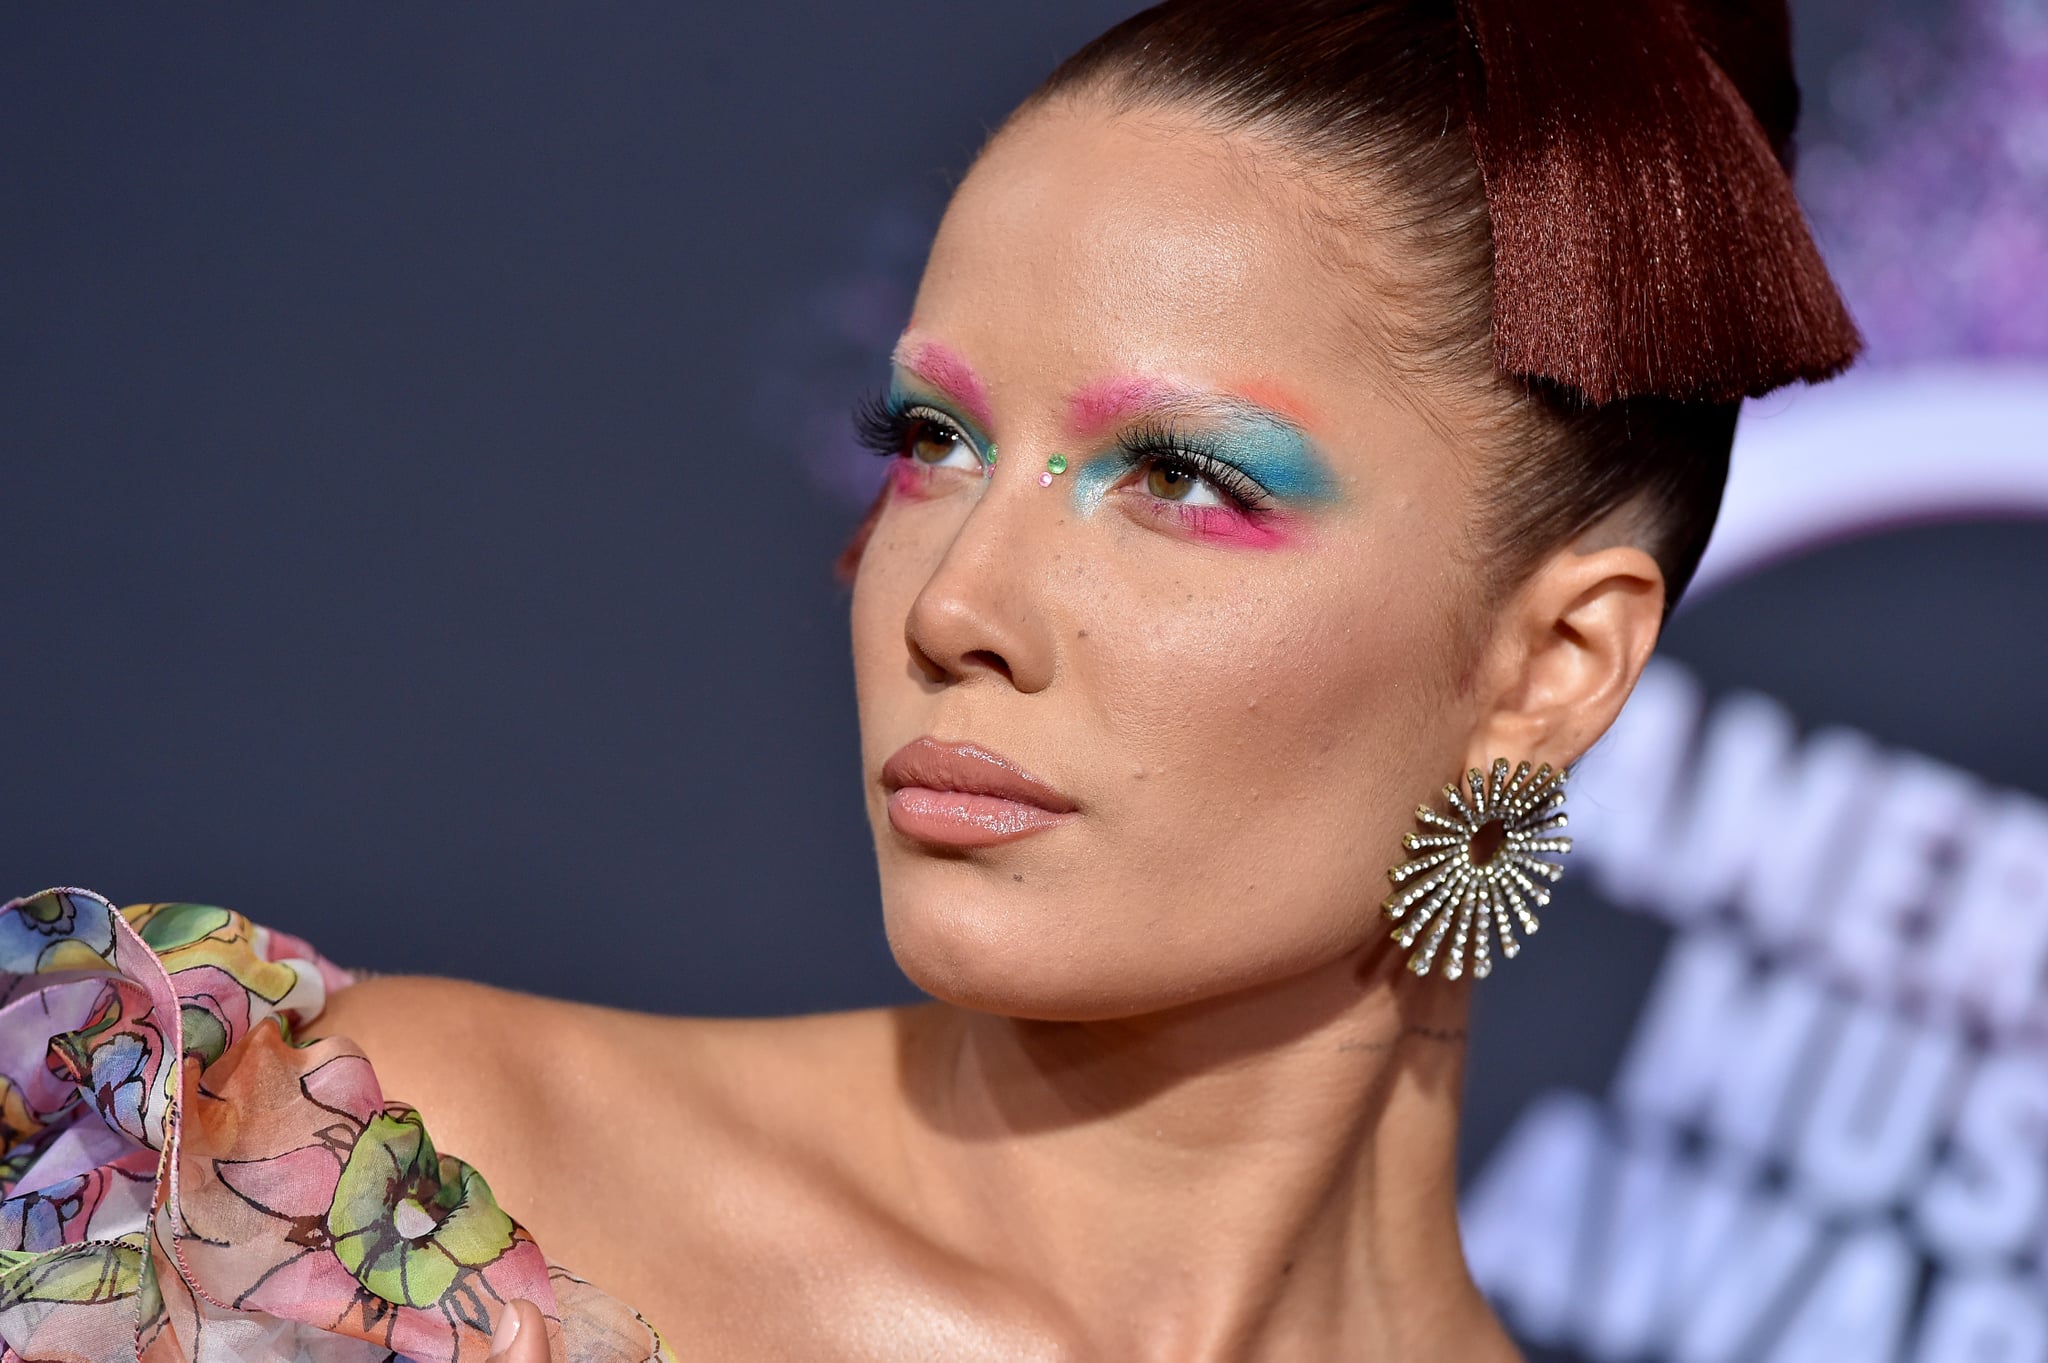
(880, 737, 1078, 847)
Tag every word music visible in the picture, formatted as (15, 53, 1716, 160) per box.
(1463, 658, 2048, 1363)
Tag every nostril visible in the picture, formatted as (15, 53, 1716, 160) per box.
(961, 648, 1014, 682)
(900, 570, 1040, 690)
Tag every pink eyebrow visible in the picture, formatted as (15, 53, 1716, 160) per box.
(892, 339, 994, 429)
(1065, 374, 1322, 435)
(1065, 376, 1188, 437)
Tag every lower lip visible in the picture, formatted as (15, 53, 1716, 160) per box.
(886, 787, 1075, 847)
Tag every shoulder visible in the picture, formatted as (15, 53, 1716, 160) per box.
(299, 975, 954, 1342)
(303, 980, 1069, 1358)
(0, 893, 676, 1359)
(297, 972, 591, 1117)
(297, 974, 907, 1169)
(296, 974, 700, 1233)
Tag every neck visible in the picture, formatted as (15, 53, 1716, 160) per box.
(894, 947, 1503, 1362)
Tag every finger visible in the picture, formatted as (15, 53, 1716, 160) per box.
(486, 1298, 551, 1363)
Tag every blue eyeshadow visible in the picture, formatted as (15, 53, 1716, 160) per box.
(1204, 417, 1339, 501)
(1070, 411, 1340, 513)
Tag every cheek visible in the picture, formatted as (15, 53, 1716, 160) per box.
(1088, 554, 1437, 753)
(1072, 554, 1476, 928)
(848, 515, 927, 736)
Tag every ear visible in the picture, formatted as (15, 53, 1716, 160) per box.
(1469, 538, 1666, 770)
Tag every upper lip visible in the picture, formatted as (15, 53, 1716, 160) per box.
(880, 737, 1078, 813)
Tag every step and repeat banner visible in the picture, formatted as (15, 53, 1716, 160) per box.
(1458, 4, 2048, 1357)
(1463, 370, 2048, 1363)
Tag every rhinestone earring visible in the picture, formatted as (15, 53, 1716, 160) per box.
(1382, 758, 1572, 980)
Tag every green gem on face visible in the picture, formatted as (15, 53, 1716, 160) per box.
(987, 444, 998, 466)
(1046, 453, 1068, 475)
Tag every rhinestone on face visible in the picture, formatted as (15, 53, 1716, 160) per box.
(1046, 452, 1069, 475)
(1382, 758, 1572, 980)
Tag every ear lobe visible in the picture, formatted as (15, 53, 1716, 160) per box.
(1472, 543, 1666, 768)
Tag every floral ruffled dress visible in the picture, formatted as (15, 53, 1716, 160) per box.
(0, 887, 671, 1362)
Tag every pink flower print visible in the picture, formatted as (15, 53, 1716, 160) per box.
(187, 1044, 555, 1363)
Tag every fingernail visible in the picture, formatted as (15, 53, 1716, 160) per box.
(486, 1303, 523, 1359)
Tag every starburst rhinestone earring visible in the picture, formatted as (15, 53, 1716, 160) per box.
(1382, 758, 1572, 981)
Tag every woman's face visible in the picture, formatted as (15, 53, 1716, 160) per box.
(851, 99, 1497, 1019)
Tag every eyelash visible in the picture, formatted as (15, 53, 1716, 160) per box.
(849, 395, 1272, 514)
(1114, 419, 1273, 513)
(853, 393, 970, 461)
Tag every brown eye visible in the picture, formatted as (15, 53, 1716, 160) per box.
(909, 420, 956, 464)
(901, 408, 980, 470)
(1144, 462, 1198, 501)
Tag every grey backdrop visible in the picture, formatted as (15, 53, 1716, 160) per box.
(4, 2, 1149, 1014)
(7, 6, 2031, 1359)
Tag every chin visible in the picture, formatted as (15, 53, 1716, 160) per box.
(878, 873, 1326, 1023)
(882, 894, 1129, 1021)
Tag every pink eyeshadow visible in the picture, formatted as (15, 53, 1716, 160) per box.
(897, 339, 994, 429)
(886, 458, 930, 499)
(1165, 504, 1304, 550)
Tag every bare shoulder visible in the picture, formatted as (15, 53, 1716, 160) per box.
(294, 972, 796, 1193)
(297, 977, 989, 1353)
(295, 974, 646, 1217)
(300, 973, 903, 1123)
(298, 972, 553, 1105)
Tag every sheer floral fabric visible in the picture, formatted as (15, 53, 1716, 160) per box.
(0, 887, 670, 1362)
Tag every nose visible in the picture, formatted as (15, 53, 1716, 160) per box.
(901, 475, 1060, 695)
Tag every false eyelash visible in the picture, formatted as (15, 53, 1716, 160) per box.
(852, 390, 978, 464)
(1115, 419, 1274, 512)
(853, 390, 911, 458)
